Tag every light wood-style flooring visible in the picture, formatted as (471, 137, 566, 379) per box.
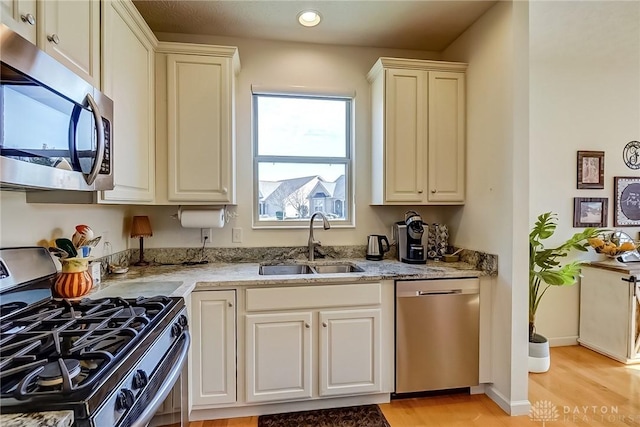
(190, 345, 640, 427)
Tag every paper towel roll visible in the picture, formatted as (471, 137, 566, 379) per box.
(179, 208, 225, 228)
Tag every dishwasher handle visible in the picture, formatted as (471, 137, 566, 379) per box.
(397, 288, 478, 297)
(417, 290, 461, 296)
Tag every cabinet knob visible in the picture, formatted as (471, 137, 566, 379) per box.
(322, 322, 328, 328)
(228, 302, 233, 307)
(21, 13, 35, 25)
(418, 190, 423, 194)
(305, 323, 310, 329)
(431, 189, 437, 194)
(221, 187, 228, 194)
(47, 34, 60, 44)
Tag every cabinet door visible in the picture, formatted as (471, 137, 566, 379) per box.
(100, 0, 155, 203)
(166, 53, 235, 203)
(38, 0, 100, 87)
(384, 68, 428, 203)
(319, 309, 381, 396)
(245, 312, 312, 403)
(191, 290, 237, 406)
(1, 0, 36, 43)
(427, 71, 465, 203)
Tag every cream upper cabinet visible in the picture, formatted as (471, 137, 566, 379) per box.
(368, 58, 467, 205)
(99, 0, 156, 204)
(38, 0, 100, 87)
(191, 290, 237, 407)
(156, 43, 240, 205)
(1, 0, 37, 43)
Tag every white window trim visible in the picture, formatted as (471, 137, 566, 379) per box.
(251, 89, 355, 229)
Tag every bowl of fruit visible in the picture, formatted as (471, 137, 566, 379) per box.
(588, 231, 638, 263)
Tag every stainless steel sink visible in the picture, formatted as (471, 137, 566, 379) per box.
(258, 264, 314, 275)
(312, 263, 364, 274)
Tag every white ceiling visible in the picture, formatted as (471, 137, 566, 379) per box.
(132, 0, 498, 51)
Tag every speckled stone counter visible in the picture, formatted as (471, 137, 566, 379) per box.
(0, 411, 73, 427)
(90, 256, 495, 298)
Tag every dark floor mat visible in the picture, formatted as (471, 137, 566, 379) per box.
(258, 404, 390, 427)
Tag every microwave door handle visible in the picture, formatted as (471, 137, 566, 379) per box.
(84, 93, 105, 186)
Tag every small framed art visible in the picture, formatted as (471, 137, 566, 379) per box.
(614, 177, 640, 226)
(577, 151, 605, 189)
(573, 197, 608, 228)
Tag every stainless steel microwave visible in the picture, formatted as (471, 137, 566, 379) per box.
(0, 24, 114, 192)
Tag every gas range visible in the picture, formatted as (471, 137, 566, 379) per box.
(0, 247, 189, 427)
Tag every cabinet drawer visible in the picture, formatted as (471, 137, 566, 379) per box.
(246, 283, 381, 312)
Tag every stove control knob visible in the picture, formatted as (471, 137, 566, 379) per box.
(116, 389, 135, 412)
(178, 315, 188, 327)
(132, 370, 148, 389)
(171, 323, 182, 337)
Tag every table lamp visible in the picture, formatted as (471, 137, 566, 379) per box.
(131, 216, 152, 266)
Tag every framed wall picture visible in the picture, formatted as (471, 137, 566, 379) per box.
(573, 197, 608, 227)
(614, 177, 640, 226)
(577, 151, 605, 189)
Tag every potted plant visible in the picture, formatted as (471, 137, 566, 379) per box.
(528, 212, 603, 372)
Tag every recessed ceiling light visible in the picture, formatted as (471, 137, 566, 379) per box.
(297, 10, 321, 27)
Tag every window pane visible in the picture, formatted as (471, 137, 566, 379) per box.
(256, 96, 347, 157)
(257, 162, 347, 221)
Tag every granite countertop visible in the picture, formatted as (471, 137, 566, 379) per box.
(0, 411, 73, 427)
(89, 257, 493, 299)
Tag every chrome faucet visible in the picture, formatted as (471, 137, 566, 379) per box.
(308, 212, 331, 261)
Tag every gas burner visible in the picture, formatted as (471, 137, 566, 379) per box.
(1, 301, 27, 317)
(37, 359, 81, 387)
(115, 307, 146, 318)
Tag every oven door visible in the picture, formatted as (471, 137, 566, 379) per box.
(148, 366, 188, 427)
(128, 330, 190, 427)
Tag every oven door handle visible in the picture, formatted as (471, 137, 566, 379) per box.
(131, 330, 190, 427)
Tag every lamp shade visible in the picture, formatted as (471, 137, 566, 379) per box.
(131, 216, 153, 238)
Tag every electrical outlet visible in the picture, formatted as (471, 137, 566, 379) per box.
(201, 228, 212, 243)
(232, 227, 242, 243)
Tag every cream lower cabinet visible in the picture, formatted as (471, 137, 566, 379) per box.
(99, 0, 156, 203)
(245, 312, 313, 403)
(191, 290, 237, 407)
(155, 43, 240, 205)
(244, 283, 385, 404)
(579, 265, 640, 363)
(368, 58, 467, 205)
(318, 309, 381, 396)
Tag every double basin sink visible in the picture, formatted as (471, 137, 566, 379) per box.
(259, 262, 364, 276)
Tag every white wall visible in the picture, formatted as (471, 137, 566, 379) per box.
(130, 34, 464, 248)
(0, 191, 130, 257)
(530, 1, 640, 345)
(442, 1, 530, 415)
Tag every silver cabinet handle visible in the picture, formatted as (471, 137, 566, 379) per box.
(21, 14, 35, 25)
(322, 322, 328, 328)
(84, 93, 105, 186)
(417, 290, 461, 296)
(305, 323, 310, 329)
(47, 34, 60, 44)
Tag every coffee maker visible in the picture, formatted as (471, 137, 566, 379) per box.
(393, 211, 427, 264)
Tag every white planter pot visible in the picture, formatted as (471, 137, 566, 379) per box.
(528, 333, 550, 373)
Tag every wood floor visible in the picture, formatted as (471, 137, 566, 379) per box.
(189, 345, 640, 427)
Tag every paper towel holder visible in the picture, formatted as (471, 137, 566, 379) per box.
(171, 205, 235, 225)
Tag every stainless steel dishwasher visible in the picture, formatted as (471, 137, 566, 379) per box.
(395, 278, 480, 394)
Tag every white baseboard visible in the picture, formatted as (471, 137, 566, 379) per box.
(548, 336, 578, 347)
(470, 384, 485, 395)
(485, 384, 530, 416)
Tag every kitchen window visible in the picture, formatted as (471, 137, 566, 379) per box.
(252, 90, 353, 227)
